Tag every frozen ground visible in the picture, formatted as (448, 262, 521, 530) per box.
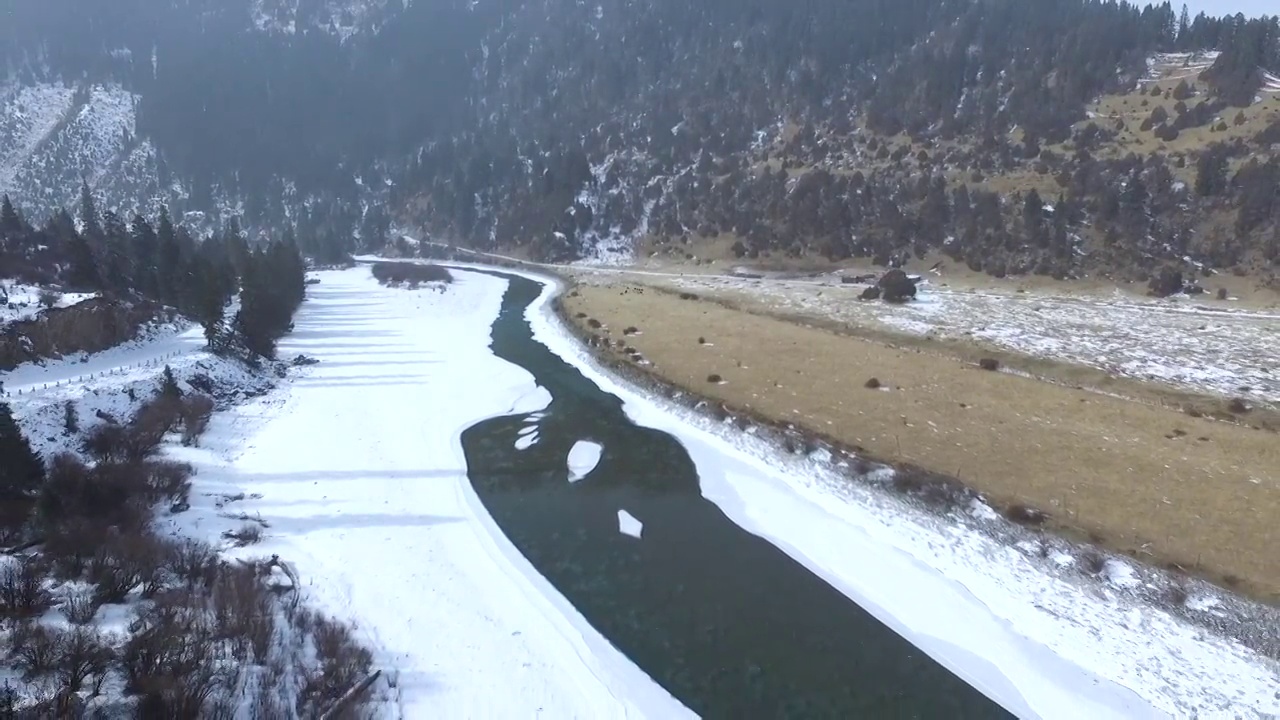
(575, 269, 1280, 406)
(157, 268, 691, 718)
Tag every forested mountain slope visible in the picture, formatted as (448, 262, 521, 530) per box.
(2, 0, 1279, 282)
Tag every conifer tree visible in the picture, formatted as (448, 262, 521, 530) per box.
(0, 400, 44, 498)
(157, 206, 182, 306)
(130, 214, 159, 300)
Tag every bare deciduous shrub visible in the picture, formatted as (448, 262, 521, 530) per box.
(706, 374, 723, 384)
(53, 626, 115, 695)
(370, 262, 452, 285)
(145, 460, 194, 504)
(11, 621, 60, 679)
(180, 394, 216, 446)
(212, 564, 275, 663)
(978, 357, 1000, 371)
(0, 558, 50, 619)
(1227, 397, 1250, 414)
(62, 589, 99, 625)
(864, 377, 881, 389)
(125, 589, 226, 716)
(298, 614, 374, 716)
(223, 523, 263, 547)
(586, 318, 602, 329)
(89, 532, 168, 604)
(167, 539, 220, 589)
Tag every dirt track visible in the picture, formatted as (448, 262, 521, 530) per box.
(562, 276, 1280, 604)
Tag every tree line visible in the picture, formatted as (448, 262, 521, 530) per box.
(1, 188, 305, 361)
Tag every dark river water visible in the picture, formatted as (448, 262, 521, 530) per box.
(459, 271, 1013, 719)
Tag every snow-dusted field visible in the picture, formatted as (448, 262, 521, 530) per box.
(581, 270, 1280, 406)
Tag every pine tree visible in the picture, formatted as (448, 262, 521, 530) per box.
(101, 210, 133, 295)
(0, 401, 44, 498)
(130, 214, 159, 300)
(161, 365, 182, 399)
(79, 180, 102, 241)
(156, 206, 182, 306)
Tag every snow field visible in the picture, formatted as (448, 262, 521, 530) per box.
(160, 268, 692, 718)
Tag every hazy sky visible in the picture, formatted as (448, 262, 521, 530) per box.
(1170, 0, 1274, 19)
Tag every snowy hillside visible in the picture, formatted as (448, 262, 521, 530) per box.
(0, 82, 173, 219)
(250, 0, 393, 40)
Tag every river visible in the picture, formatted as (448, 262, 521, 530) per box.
(459, 270, 1012, 718)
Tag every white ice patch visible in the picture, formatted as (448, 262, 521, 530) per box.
(617, 510, 643, 539)
(510, 385, 553, 414)
(517, 425, 537, 437)
(515, 432, 539, 450)
(567, 441, 603, 483)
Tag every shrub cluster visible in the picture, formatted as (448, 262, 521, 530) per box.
(370, 262, 453, 286)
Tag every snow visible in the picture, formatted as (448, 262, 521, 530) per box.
(617, 510, 643, 539)
(161, 269, 692, 718)
(0, 282, 97, 326)
(567, 440, 603, 482)
(509, 266, 1280, 720)
(0, 83, 77, 192)
(3, 320, 202, 398)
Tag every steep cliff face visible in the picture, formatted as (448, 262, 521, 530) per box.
(0, 298, 176, 371)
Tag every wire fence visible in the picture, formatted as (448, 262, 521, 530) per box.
(2, 349, 196, 398)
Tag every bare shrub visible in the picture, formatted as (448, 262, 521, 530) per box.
(298, 615, 374, 716)
(1227, 397, 1250, 414)
(124, 589, 226, 716)
(53, 626, 115, 695)
(370, 262, 452, 285)
(38, 289, 61, 309)
(39, 454, 152, 533)
(223, 523, 263, 547)
(179, 394, 216, 446)
(978, 357, 1000, 371)
(212, 564, 275, 663)
(0, 558, 50, 619)
(864, 377, 881, 389)
(62, 589, 100, 625)
(167, 539, 220, 589)
(11, 621, 61, 679)
(145, 460, 194, 505)
(706, 374, 723, 384)
(586, 318, 602, 329)
(88, 532, 167, 604)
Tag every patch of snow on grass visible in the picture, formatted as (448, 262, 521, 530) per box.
(567, 440, 603, 482)
(1102, 559, 1141, 589)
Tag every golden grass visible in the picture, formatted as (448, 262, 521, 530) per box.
(563, 279, 1280, 602)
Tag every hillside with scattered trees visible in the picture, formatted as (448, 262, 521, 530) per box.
(2, 0, 1279, 283)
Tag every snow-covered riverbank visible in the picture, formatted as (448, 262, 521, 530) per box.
(158, 268, 691, 718)
(144, 264, 1276, 719)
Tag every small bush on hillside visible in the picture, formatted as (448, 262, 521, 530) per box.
(978, 358, 1000, 371)
(179, 394, 216, 446)
(37, 289, 61, 309)
(0, 558, 50, 619)
(370, 262, 452, 285)
(296, 611, 375, 717)
(864, 377, 881, 389)
(63, 401, 79, 435)
(223, 523, 263, 547)
(707, 374, 723, 384)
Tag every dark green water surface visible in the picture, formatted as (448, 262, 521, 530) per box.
(460, 271, 1013, 719)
